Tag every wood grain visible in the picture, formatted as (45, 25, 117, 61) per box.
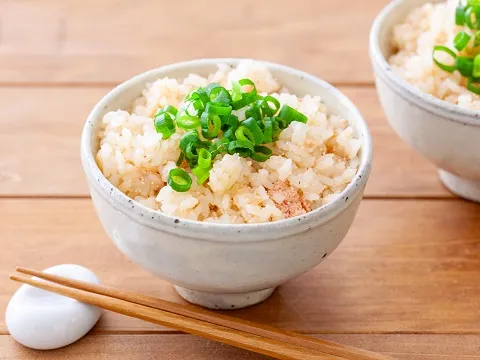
(0, 86, 450, 198)
(0, 0, 389, 85)
(0, 0, 477, 357)
(1, 334, 479, 359)
(1, 198, 479, 334)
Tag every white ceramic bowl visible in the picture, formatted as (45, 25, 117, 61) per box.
(81, 59, 372, 309)
(370, 0, 480, 202)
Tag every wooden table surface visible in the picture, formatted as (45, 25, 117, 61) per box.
(1, 0, 480, 359)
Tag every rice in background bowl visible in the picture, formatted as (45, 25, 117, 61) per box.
(95, 61, 361, 224)
(389, 0, 480, 109)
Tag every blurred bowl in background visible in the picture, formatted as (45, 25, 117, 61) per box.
(370, 0, 480, 202)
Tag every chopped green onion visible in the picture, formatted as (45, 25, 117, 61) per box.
(237, 79, 256, 93)
(185, 142, 200, 160)
(256, 118, 265, 131)
(263, 117, 273, 143)
(468, 76, 480, 94)
(230, 80, 243, 102)
(197, 148, 212, 169)
(245, 103, 262, 119)
(205, 83, 222, 95)
(457, 5, 467, 25)
(251, 145, 273, 162)
(182, 99, 204, 117)
(192, 166, 211, 185)
(209, 87, 232, 105)
(205, 103, 232, 116)
(454, 31, 472, 51)
(160, 78, 310, 191)
(210, 138, 230, 158)
(179, 131, 201, 153)
(186, 88, 209, 107)
(232, 79, 258, 110)
(473, 30, 480, 47)
(176, 152, 185, 166)
(465, 6, 479, 28)
(278, 105, 308, 124)
(227, 140, 254, 157)
(456, 56, 474, 76)
(205, 83, 231, 105)
(473, 54, 480, 76)
(260, 96, 281, 116)
(232, 94, 257, 110)
(221, 114, 239, 130)
(274, 117, 288, 130)
(200, 112, 221, 139)
(155, 105, 178, 118)
(432, 45, 457, 73)
(154, 113, 176, 139)
(235, 126, 251, 142)
(272, 118, 282, 141)
(222, 127, 235, 140)
(176, 115, 201, 130)
(235, 118, 265, 145)
(168, 168, 192, 192)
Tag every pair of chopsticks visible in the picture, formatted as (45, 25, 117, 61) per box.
(10, 268, 394, 360)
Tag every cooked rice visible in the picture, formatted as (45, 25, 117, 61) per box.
(95, 61, 361, 224)
(389, 0, 480, 110)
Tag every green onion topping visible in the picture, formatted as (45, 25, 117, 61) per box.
(431, 2, 480, 94)
(168, 168, 192, 192)
(152, 78, 309, 191)
(228, 140, 255, 158)
(278, 105, 308, 124)
(456, 56, 475, 76)
(176, 115, 201, 130)
(200, 112, 222, 139)
(263, 117, 274, 143)
(432, 45, 457, 73)
(454, 31, 472, 51)
(251, 145, 273, 162)
(192, 166, 211, 185)
(465, 6, 480, 29)
(179, 131, 201, 153)
(235, 117, 265, 145)
(175, 152, 185, 166)
(457, 5, 467, 25)
(473, 54, 480, 77)
(205, 103, 232, 116)
(210, 138, 230, 159)
(154, 113, 176, 139)
(197, 148, 212, 169)
(468, 76, 480, 94)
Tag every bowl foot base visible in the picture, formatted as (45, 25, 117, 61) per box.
(173, 286, 276, 310)
(439, 170, 480, 203)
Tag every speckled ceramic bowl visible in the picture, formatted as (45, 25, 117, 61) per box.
(370, 0, 480, 202)
(81, 59, 372, 309)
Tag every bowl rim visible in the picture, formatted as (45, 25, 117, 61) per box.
(369, 0, 480, 127)
(81, 58, 372, 239)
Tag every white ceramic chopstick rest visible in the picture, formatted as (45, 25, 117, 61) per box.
(5, 264, 102, 350)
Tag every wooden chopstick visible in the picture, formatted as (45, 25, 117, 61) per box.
(11, 267, 394, 360)
(9, 273, 338, 360)
(15, 267, 391, 360)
